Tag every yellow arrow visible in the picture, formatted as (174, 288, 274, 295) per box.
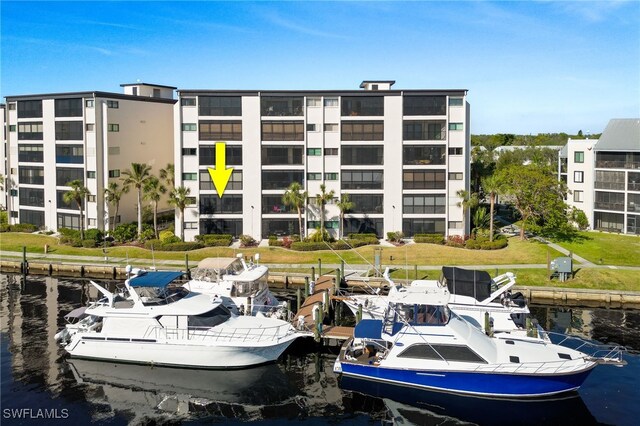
(207, 142, 234, 198)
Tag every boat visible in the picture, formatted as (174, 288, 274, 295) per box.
(55, 269, 301, 368)
(334, 285, 625, 398)
(343, 266, 543, 339)
(186, 255, 287, 318)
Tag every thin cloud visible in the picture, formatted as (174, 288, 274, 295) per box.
(74, 19, 143, 30)
(4, 36, 155, 57)
(548, 0, 632, 23)
(263, 11, 350, 39)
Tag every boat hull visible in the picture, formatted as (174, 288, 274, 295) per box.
(337, 361, 596, 398)
(65, 336, 296, 369)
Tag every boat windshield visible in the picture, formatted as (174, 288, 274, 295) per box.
(395, 303, 450, 326)
(188, 305, 232, 328)
(138, 284, 190, 306)
(233, 275, 268, 297)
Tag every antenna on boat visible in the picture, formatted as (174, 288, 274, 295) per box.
(254, 253, 260, 265)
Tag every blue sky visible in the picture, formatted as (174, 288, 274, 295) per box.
(2, 1, 639, 134)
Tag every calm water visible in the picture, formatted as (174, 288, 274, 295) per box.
(1, 274, 639, 425)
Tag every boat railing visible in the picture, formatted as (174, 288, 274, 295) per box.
(545, 331, 626, 365)
(143, 323, 295, 343)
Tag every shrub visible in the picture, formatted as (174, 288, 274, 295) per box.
(59, 227, 80, 238)
(10, 223, 38, 233)
(445, 235, 466, 248)
(306, 228, 333, 243)
(195, 234, 233, 247)
(291, 242, 330, 251)
(0, 224, 10, 232)
(82, 239, 96, 248)
(480, 239, 508, 250)
(160, 242, 204, 251)
(349, 233, 377, 240)
(413, 234, 444, 244)
(144, 239, 163, 250)
(139, 226, 156, 242)
(159, 229, 179, 243)
(387, 231, 404, 242)
(84, 228, 104, 243)
(112, 223, 138, 243)
(269, 239, 284, 247)
(240, 234, 257, 247)
(282, 236, 294, 249)
(0, 211, 8, 225)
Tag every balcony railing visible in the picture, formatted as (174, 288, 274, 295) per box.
(595, 182, 625, 190)
(594, 202, 625, 211)
(596, 161, 640, 170)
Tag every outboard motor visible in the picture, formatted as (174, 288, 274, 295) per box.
(511, 292, 527, 308)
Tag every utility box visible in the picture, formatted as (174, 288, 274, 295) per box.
(550, 257, 573, 282)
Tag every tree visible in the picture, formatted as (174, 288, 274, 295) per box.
(63, 180, 90, 240)
(336, 193, 354, 239)
(282, 182, 308, 241)
(144, 176, 167, 239)
(495, 164, 568, 240)
(168, 186, 191, 241)
(456, 189, 479, 236)
(121, 163, 153, 239)
(472, 207, 490, 235)
(159, 163, 175, 190)
(481, 175, 501, 241)
(103, 182, 129, 233)
(314, 184, 335, 241)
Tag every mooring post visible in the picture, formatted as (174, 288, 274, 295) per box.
(22, 246, 28, 275)
(340, 260, 345, 279)
(323, 291, 329, 314)
(296, 288, 302, 312)
(311, 267, 316, 282)
(304, 276, 310, 297)
(318, 258, 322, 276)
(335, 302, 342, 326)
(335, 268, 341, 293)
(185, 254, 190, 279)
(313, 304, 322, 342)
(547, 248, 551, 280)
(356, 303, 363, 325)
(414, 264, 418, 280)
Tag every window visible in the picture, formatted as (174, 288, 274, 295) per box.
(594, 211, 624, 232)
(200, 219, 243, 237)
(325, 173, 338, 181)
(200, 170, 242, 191)
(262, 195, 297, 214)
(199, 96, 242, 116)
(346, 194, 383, 214)
(308, 220, 339, 229)
(403, 170, 446, 189)
(261, 170, 305, 190)
(574, 171, 584, 183)
(449, 172, 463, 180)
(574, 151, 584, 163)
(87, 195, 96, 202)
(181, 98, 196, 106)
(403, 120, 446, 140)
(85, 99, 94, 108)
(324, 148, 338, 156)
(595, 191, 625, 211)
(573, 190, 584, 202)
(307, 173, 322, 181)
(344, 217, 383, 237)
(18, 122, 43, 140)
(56, 145, 84, 163)
(86, 123, 95, 131)
(261, 146, 303, 165)
(57, 212, 81, 230)
(18, 145, 44, 163)
(10, 211, 18, 218)
(449, 122, 463, 131)
(19, 187, 45, 207)
(184, 222, 198, 230)
(341, 121, 384, 141)
(182, 148, 197, 156)
(106, 100, 119, 108)
(403, 218, 446, 236)
(595, 170, 625, 190)
(261, 96, 303, 116)
(17, 100, 43, 118)
(9, 125, 16, 132)
(88, 218, 97, 227)
(56, 168, 84, 186)
(18, 166, 44, 185)
(182, 173, 197, 181)
(87, 171, 96, 179)
(182, 123, 197, 131)
(324, 123, 338, 132)
(107, 124, 120, 132)
(55, 121, 84, 140)
(341, 96, 384, 116)
(404, 145, 446, 165)
(153, 88, 161, 98)
(57, 190, 80, 210)
(448, 147, 463, 155)
(324, 98, 338, 107)
(8, 103, 16, 110)
(185, 197, 197, 205)
(398, 344, 485, 363)
(307, 98, 321, 107)
(449, 221, 463, 229)
(200, 145, 242, 165)
(372, 84, 379, 91)
(108, 147, 120, 155)
(55, 98, 83, 117)
(307, 123, 317, 131)
(342, 146, 384, 165)
(449, 97, 464, 106)
(20, 210, 44, 229)
(199, 121, 242, 141)
(341, 170, 384, 190)
(261, 121, 304, 141)
(199, 194, 242, 214)
(403, 194, 446, 214)
(307, 148, 322, 156)
(109, 169, 120, 178)
(403, 96, 446, 116)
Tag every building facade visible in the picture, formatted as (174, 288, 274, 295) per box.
(175, 81, 471, 241)
(4, 83, 176, 232)
(560, 119, 640, 234)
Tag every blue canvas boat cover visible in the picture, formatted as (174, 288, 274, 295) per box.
(354, 319, 383, 340)
(129, 271, 184, 288)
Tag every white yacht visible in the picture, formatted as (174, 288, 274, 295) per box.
(344, 266, 542, 339)
(186, 256, 286, 317)
(55, 270, 300, 368)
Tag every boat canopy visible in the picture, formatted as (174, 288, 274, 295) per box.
(129, 271, 184, 288)
(354, 319, 383, 340)
(441, 267, 492, 302)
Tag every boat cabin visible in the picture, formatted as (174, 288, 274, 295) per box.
(191, 257, 269, 297)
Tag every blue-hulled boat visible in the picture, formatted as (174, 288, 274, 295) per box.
(333, 286, 625, 398)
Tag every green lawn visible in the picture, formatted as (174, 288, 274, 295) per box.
(553, 231, 640, 267)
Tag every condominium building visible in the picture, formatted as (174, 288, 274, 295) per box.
(4, 83, 176, 232)
(175, 81, 470, 241)
(560, 119, 640, 234)
(1, 103, 6, 210)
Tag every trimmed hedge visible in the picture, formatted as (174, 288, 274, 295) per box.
(194, 234, 233, 247)
(144, 239, 204, 251)
(348, 233, 377, 240)
(0, 224, 40, 233)
(465, 238, 508, 250)
(413, 234, 445, 244)
(269, 239, 285, 247)
(291, 239, 370, 251)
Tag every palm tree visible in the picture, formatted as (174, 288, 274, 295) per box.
(456, 189, 479, 236)
(472, 207, 490, 235)
(159, 163, 175, 190)
(336, 193, 354, 239)
(315, 184, 335, 241)
(63, 180, 90, 240)
(168, 186, 191, 241)
(282, 182, 308, 240)
(481, 175, 501, 242)
(144, 176, 167, 239)
(121, 163, 153, 239)
(103, 182, 129, 233)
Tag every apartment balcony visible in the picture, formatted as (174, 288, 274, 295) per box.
(594, 202, 625, 211)
(596, 161, 640, 170)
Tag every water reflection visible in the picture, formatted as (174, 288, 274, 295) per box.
(1, 273, 639, 425)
